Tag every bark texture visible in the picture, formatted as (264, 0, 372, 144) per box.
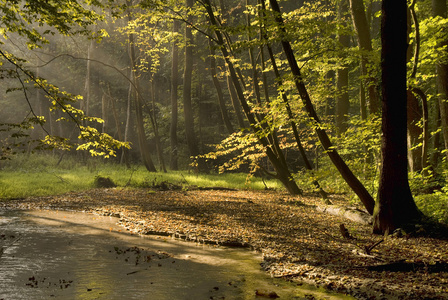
(373, 0, 421, 234)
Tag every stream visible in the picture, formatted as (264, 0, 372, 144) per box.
(0, 209, 354, 299)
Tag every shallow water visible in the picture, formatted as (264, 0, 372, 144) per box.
(0, 209, 353, 299)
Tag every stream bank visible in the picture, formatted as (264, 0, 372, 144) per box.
(1, 188, 447, 299)
(0, 209, 353, 299)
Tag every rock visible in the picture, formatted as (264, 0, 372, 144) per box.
(255, 289, 279, 298)
(93, 176, 116, 188)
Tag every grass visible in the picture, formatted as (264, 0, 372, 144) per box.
(0, 153, 283, 199)
(1, 153, 447, 225)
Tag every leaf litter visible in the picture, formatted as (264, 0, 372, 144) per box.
(2, 188, 448, 299)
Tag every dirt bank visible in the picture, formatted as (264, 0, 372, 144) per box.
(2, 188, 447, 299)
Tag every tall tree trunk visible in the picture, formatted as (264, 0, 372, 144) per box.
(406, 89, 423, 173)
(107, 84, 128, 167)
(433, 0, 448, 162)
(82, 39, 93, 118)
(170, 20, 179, 170)
(150, 78, 167, 173)
(349, 0, 380, 115)
(359, 80, 368, 120)
(218, 0, 246, 129)
(373, 0, 421, 234)
(226, 73, 246, 128)
(101, 93, 108, 134)
(336, 0, 350, 135)
(183, 0, 207, 172)
(121, 69, 132, 168)
(431, 100, 442, 166)
(209, 39, 234, 134)
(127, 1, 156, 172)
(269, 0, 375, 213)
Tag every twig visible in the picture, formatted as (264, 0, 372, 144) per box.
(125, 168, 137, 187)
(180, 173, 189, 185)
(364, 239, 384, 255)
(46, 171, 66, 183)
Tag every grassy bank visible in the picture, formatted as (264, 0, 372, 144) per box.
(0, 154, 283, 199)
(1, 153, 447, 225)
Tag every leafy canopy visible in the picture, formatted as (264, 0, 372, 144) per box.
(0, 0, 128, 158)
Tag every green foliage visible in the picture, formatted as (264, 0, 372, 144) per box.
(415, 192, 448, 224)
(76, 126, 129, 158)
(418, 16, 448, 66)
(0, 0, 104, 48)
(0, 153, 282, 199)
(408, 167, 443, 195)
(201, 131, 265, 174)
(0, 1, 129, 160)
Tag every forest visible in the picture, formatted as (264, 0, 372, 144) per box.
(2, 1, 448, 299)
(1, 0, 448, 232)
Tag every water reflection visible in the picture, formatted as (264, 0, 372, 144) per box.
(0, 209, 353, 299)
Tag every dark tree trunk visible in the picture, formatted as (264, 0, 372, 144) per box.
(127, 1, 156, 172)
(183, 0, 208, 173)
(209, 39, 234, 134)
(373, 0, 421, 234)
(406, 89, 423, 173)
(433, 0, 448, 162)
(183, 0, 198, 156)
(149, 79, 167, 173)
(120, 69, 132, 168)
(336, 0, 350, 135)
(349, 0, 380, 115)
(226, 73, 246, 128)
(170, 20, 179, 170)
(269, 0, 375, 213)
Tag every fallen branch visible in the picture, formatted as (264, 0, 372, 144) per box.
(367, 261, 448, 273)
(364, 239, 384, 255)
(317, 205, 372, 225)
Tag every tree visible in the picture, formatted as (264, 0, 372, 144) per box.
(202, 0, 302, 195)
(183, 0, 208, 172)
(209, 39, 234, 134)
(170, 19, 180, 170)
(373, 0, 421, 234)
(126, 0, 157, 172)
(349, 0, 380, 115)
(268, 0, 375, 213)
(433, 0, 448, 163)
(258, 0, 328, 200)
(336, 0, 350, 135)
